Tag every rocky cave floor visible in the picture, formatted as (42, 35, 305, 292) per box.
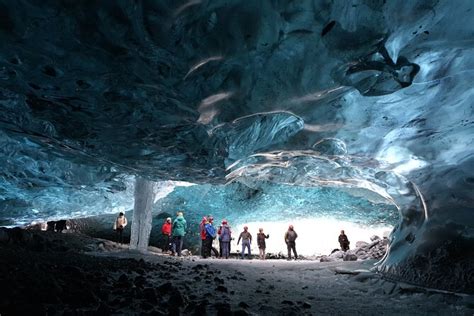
(0, 229, 472, 316)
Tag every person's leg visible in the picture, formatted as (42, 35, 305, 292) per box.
(244, 241, 251, 258)
(293, 243, 298, 259)
(172, 237, 177, 255)
(178, 237, 183, 256)
(287, 242, 292, 259)
(241, 242, 245, 259)
(204, 238, 209, 256)
(259, 248, 263, 259)
(263, 248, 266, 260)
(223, 242, 229, 258)
(201, 239, 206, 257)
(219, 242, 223, 258)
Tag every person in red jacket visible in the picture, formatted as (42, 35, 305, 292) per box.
(199, 216, 208, 257)
(161, 217, 172, 252)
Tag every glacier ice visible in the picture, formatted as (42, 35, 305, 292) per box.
(0, 0, 473, 293)
(129, 178, 155, 251)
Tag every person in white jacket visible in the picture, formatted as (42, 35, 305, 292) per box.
(114, 212, 128, 244)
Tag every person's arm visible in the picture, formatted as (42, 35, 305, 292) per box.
(249, 233, 252, 243)
(295, 232, 298, 239)
(266, 234, 269, 239)
(284, 231, 288, 243)
(124, 217, 128, 227)
(237, 233, 242, 245)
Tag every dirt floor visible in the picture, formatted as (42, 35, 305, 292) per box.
(0, 229, 472, 315)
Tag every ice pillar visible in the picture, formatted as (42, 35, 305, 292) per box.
(130, 177, 155, 251)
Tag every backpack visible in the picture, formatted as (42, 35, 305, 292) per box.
(220, 226, 231, 242)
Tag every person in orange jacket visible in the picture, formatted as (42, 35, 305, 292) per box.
(161, 217, 172, 252)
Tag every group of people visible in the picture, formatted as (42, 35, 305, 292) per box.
(161, 212, 187, 256)
(115, 212, 352, 259)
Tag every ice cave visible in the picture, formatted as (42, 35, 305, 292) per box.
(0, 0, 473, 315)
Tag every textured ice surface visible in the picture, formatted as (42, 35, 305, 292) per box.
(0, 0, 473, 292)
(129, 178, 155, 251)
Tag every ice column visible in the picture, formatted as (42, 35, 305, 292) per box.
(130, 178, 155, 251)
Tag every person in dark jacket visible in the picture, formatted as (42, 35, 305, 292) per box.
(257, 228, 269, 260)
(237, 226, 252, 259)
(218, 220, 232, 259)
(284, 225, 298, 260)
(338, 230, 350, 252)
(203, 216, 217, 258)
(172, 212, 187, 256)
(161, 217, 172, 252)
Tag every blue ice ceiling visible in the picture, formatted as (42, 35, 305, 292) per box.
(0, 0, 473, 292)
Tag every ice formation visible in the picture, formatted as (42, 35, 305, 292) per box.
(129, 178, 155, 251)
(0, 1, 473, 293)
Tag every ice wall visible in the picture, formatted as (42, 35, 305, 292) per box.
(0, 0, 472, 293)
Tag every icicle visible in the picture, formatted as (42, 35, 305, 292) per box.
(130, 177, 155, 251)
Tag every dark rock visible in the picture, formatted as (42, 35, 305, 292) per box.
(116, 274, 131, 288)
(214, 277, 224, 284)
(168, 288, 185, 305)
(134, 275, 147, 288)
(214, 302, 231, 316)
(96, 302, 111, 315)
(143, 287, 158, 304)
(216, 285, 228, 293)
(233, 310, 250, 316)
(238, 301, 250, 308)
(157, 282, 173, 294)
(302, 302, 311, 309)
(140, 301, 154, 310)
(281, 300, 294, 305)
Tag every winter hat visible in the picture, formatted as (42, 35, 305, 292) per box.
(222, 220, 228, 225)
(166, 217, 171, 222)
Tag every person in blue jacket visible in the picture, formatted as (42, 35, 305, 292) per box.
(203, 216, 216, 258)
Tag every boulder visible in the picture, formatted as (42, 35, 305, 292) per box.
(370, 235, 381, 242)
(343, 253, 358, 261)
(329, 250, 344, 258)
(356, 241, 369, 248)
